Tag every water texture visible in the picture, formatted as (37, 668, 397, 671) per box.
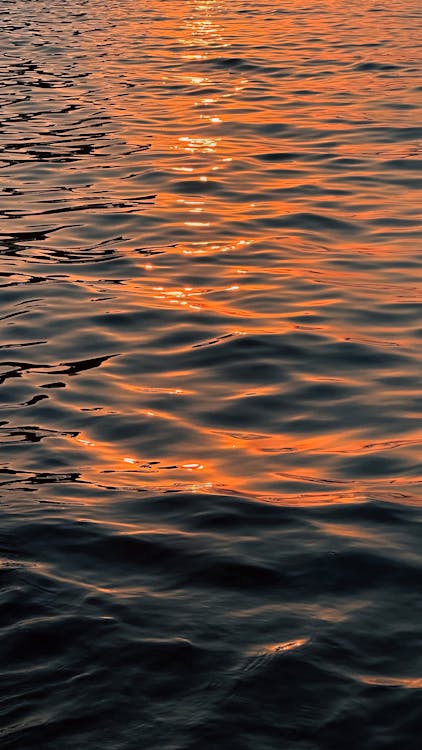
(0, 0, 421, 747)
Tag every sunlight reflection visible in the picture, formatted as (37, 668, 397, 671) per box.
(15, 0, 419, 508)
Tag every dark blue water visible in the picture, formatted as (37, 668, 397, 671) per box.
(1, 1, 421, 748)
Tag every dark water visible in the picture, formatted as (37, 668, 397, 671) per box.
(1, 0, 421, 747)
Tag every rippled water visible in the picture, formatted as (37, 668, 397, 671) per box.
(1, 0, 421, 747)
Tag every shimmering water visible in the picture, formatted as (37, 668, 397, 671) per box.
(1, 0, 421, 747)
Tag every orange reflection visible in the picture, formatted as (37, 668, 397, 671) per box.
(6, 0, 420, 507)
(354, 675, 422, 689)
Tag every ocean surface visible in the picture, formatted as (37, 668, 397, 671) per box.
(1, 0, 421, 747)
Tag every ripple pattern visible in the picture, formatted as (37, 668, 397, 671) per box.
(1, 1, 421, 748)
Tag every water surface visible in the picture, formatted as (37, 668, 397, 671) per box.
(1, 1, 421, 748)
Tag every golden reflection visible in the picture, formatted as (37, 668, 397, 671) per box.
(28, 0, 420, 505)
(355, 675, 422, 689)
(247, 638, 311, 657)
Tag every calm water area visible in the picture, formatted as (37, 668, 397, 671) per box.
(1, 0, 421, 747)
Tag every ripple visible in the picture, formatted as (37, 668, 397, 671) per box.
(1, 0, 421, 747)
